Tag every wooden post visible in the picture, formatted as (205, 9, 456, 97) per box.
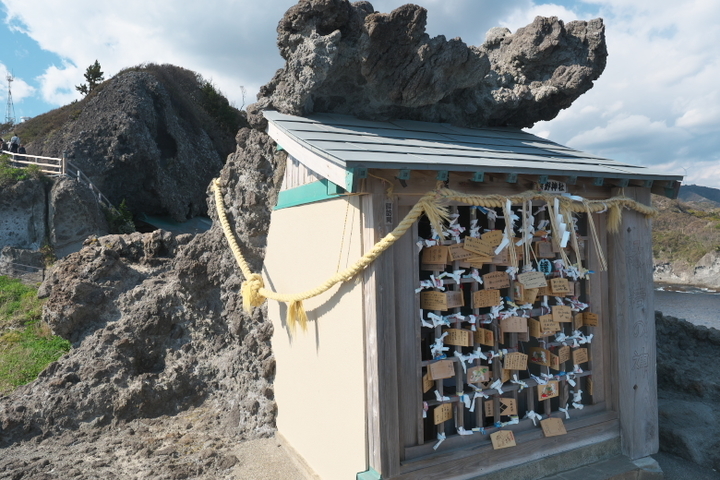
(607, 187, 658, 459)
(362, 176, 401, 478)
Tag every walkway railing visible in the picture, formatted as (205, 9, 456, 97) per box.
(0, 261, 45, 285)
(1, 149, 116, 211)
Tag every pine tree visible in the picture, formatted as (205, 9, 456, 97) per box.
(75, 60, 105, 96)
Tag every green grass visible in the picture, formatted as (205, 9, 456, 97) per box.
(0, 276, 71, 394)
(0, 155, 44, 187)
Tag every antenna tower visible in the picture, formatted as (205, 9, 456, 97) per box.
(5, 73, 16, 125)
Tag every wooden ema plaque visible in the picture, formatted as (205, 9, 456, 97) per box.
(421, 291, 464, 310)
(490, 430, 516, 450)
(535, 241, 555, 258)
(464, 237, 495, 257)
(503, 352, 528, 371)
(529, 347, 550, 366)
(448, 243, 475, 262)
(422, 372, 434, 393)
(549, 353, 560, 371)
(558, 346, 571, 364)
(482, 230, 504, 247)
(580, 312, 599, 327)
(473, 289, 502, 308)
(517, 271, 547, 289)
(541, 417, 567, 437)
(500, 316, 527, 334)
(421, 245, 448, 265)
(434, 403, 453, 425)
(550, 278, 570, 295)
(552, 305, 573, 323)
(530, 318, 555, 338)
(539, 314, 560, 333)
(484, 398, 517, 417)
(483, 271, 510, 290)
(428, 359, 455, 380)
(445, 328, 473, 347)
(538, 380, 559, 401)
(474, 328, 494, 346)
(468, 365, 490, 384)
(573, 347, 589, 365)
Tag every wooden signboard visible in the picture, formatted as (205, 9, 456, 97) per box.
(464, 237, 495, 257)
(428, 359, 455, 380)
(552, 305, 573, 323)
(580, 312, 599, 327)
(474, 328, 494, 346)
(483, 271, 511, 290)
(434, 403, 453, 425)
(549, 353, 560, 371)
(473, 289, 502, 308)
(420, 291, 447, 311)
(490, 430, 516, 450)
(517, 271, 548, 289)
(541, 418, 567, 437)
(445, 328, 473, 347)
(504, 352, 528, 371)
(535, 241, 556, 258)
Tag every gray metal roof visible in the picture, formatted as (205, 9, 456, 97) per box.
(263, 110, 683, 189)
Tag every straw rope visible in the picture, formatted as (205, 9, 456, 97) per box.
(212, 179, 657, 331)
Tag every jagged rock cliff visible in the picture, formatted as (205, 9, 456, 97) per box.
(26, 64, 244, 222)
(249, 0, 606, 129)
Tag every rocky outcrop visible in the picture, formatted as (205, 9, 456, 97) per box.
(48, 176, 109, 257)
(0, 179, 46, 251)
(0, 125, 286, 455)
(654, 251, 720, 289)
(27, 64, 244, 222)
(249, 0, 606, 129)
(656, 312, 720, 470)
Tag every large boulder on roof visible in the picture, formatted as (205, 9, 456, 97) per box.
(249, 0, 607, 129)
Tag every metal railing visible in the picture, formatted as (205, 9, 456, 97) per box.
(1, 149, 116, 211)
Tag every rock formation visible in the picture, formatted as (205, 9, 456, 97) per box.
(0, 2, 610, 478)
(249, 0, 606, 129)
(26, 64, 244, 222)
(0, 179, 46, 251)
(656, 312, 720, 470)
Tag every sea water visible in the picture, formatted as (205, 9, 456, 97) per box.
(654, 284, 720, 330)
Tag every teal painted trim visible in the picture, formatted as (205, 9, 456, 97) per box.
(357, 467, 382, 480)
(274, 179, 344, 210)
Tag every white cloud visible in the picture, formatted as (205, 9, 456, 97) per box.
(0, 63, 35, 102)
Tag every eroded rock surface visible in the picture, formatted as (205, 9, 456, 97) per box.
(656, 312, 720, 470)
(0, 179, 46, 251)
(249, 0, 606, 129)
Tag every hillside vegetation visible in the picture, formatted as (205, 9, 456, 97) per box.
(0, 276, 71, 394)
(653, 193, 720, 266)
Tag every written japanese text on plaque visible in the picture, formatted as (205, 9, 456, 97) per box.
(582, 312, 599, 327)
(517, 271, 548, 289)
(422, 372, 434, 393)
(552, 305, 573, 323)
(482, 230, 504, 247)
(420, 291, 447, 311)
(550, 278, 570, 294)
(490, 430, 516, 450)
(445, 328, 473, 347)
(483, 271, 511, 290)
(421, 245, 448, 265)
(473, 289, 502, 308)
(485, 398, 517, 417)
(445, 291, 465, 309)
(558, 346, 571, 364)
(428, 359, 455, 380)
(464, 237, 495, 257)
(474, 328, 494, 346)
(541, 417, 567, 437)
(434, 403, 453, 425)
(539, 314, 560, 333)
(448, 243, 475, 262)
(573, 348, 589, 365)
(501, 316, 527, 334)
(504, 352, 528, 371)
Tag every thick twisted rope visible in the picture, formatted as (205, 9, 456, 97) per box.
(212, 179, 656, 331)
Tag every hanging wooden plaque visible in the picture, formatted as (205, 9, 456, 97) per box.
(445, 328, 473, 347)
(517, 271, 548, 289)
(464, 237, 495, 257)
(422, 245, 448, 265)
(538, 380, 559, 401)
(420, 291, 447, 311)
(448, 243, 475, 262)
(529, 347, 550, 366)
(573, 348, 589, 365)
(474, 328, 494, 346)
(539, 314, 560, 333)
(482, 230, 504, 247)
(490, 430, 516, 450)
(550, 278, 570, 295)
(468, 365, 490, 384)
(503, 352, 528, 371)
(428, 359, 455, 380)
(434, 403, 453, 425)
(552, 305, 573, 323)
(500, 316, 527, 334)
(558, 346, 571, 364)
(483, 271, 511, 290)
(473, 289, 502, 308)
(541, 418, 567, 437)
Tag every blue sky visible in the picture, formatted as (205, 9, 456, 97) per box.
(1, 0, 718, 188)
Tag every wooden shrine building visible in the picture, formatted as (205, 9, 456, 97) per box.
(258, 110, 683, 480)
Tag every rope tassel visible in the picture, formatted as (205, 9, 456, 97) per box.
(288, 300, 309, 331)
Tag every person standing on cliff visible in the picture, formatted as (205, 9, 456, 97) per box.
(9, 133, 20, 153)
(18, 144, 26, 154)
